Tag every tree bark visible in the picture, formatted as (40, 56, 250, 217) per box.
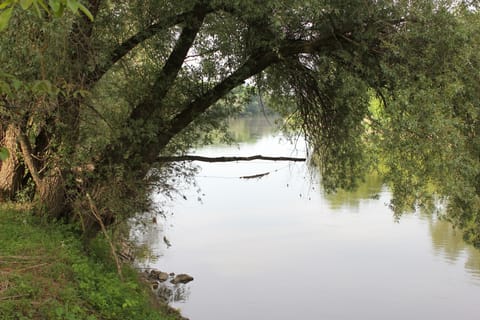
(0, 125, 23, 201)
(16, 125, 67, 218)
(36, 171, 65, 218)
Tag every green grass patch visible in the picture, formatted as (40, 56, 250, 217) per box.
(0, 204, 181, 320)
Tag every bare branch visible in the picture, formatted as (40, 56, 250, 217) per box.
(240, 172, 270, 179)
(157, 155, 306, 162)
(86, 193, 123, 280)
(0, 294, 31, 301)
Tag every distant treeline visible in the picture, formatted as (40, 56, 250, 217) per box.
(239, 94, 276, 117)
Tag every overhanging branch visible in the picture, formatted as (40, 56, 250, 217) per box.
(89, 7, 212, 83)
(161, 48, 281, 147)
(157, 155, 306, 162)
(158, 36, 340, 149)
(130, 4, 208, 120)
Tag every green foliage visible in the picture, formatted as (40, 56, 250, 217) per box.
(1, 0, 480, 246)
(0, 205, 180, 320)
(0, 0, 92, 31)
(0, 5, 13, 30)
(366, 7, 480, 243)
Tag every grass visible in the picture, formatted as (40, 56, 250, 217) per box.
(0, 204, 182, 320)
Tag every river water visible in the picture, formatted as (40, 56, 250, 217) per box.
(138, 117, 480, 320)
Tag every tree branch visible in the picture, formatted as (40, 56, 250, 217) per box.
(69, 0, 103, 60)
(157, 155, 306, 162)
(96, 13, 408, 177)
(130, 3, 209, 120)
(156, 35, 343, 151)
(158, 48, 281, 150)
(86, 193, 123, 280)
(240, 172, 270, 179)
(90, 7, 212, 83)
(16, 128, 42, 187)
(131, 18, 394, 166)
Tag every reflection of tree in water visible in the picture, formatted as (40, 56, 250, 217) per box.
(156, 283, 191, 303)
(129, 214, 170, 267)
(429, 217, 465, 262)
(228, 116, 278, 143)
(465, 254, 480, 279)
(322, 171, 480, 282)
(130, 217, 193, 303)
(323, 174, 384, 210)
(428, 215, 480, 280)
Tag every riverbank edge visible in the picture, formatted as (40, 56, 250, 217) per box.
(0, 204, 184, 320)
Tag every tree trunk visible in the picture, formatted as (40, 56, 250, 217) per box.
(0, 125, 23, 201)
(37, 171, 67, 219)
(14, 124, 68, 218)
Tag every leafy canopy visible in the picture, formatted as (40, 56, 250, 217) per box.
(0, 0, 479, 245)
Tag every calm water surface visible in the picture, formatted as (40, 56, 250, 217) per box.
(138, 118, 480, 320)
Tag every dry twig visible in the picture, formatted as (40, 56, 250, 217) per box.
(86, 193, 124, 281)
(0, 294, 30, 301)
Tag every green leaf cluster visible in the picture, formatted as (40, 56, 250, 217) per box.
(0, 0, 92, 31)
(366, 6, 480, 243)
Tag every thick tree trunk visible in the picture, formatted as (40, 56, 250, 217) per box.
(14, 124, 68, 218)
(0, 125, 23, 201)
(37, 171, 67, 218)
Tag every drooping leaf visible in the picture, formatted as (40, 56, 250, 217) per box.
(19, 0, 34, 10)
(66, 0, 79, 12)
(52, 3, 64, 17)
(77, 3, 93, 21)
(36, 0, 50, 13)
(0, 1, 14, 10)
(32, 1, 42, 16)
(0, 6, 14, 31)
(48, 0, 61, 14)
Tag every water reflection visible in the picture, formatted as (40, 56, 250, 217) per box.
(323, 173, 384, 210)
(155, 282, 191, 304)
(136, 116, 480, 320)
(428, 216, 480, 282)
(227, 116, 278, 143)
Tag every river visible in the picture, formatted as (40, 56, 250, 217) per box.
(136, 117, 480, 320)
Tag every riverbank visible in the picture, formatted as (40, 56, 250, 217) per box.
(0, 204, 183, 320)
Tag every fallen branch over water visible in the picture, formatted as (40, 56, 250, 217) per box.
(157, 155, 306, 163)
(240, 172, 270, 179)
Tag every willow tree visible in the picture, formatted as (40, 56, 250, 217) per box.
(0, 1, 479, 241)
